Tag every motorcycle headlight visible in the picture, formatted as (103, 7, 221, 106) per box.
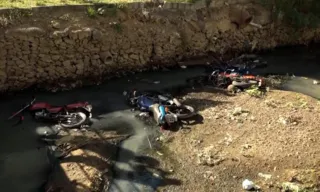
(85, 104, 92, 112)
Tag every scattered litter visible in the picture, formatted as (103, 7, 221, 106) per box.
(282, 182, 301, 191)
(224, 133, 233, 146)
(147, 135, 153, 149)
(169, 169, 174, 173)
(250, 116, 256, 121)
(278, 116, 288, 125)
(249, 21, 263, 29)
(242, 179, 260, 190)
(232, 107, 245, 116)
(156, 151, 164, 156)
(97, 7, 105, 15)
(139, 112, 149, 117)
(180, 65, 187, 69)
(258, 173, 272, 180)
(152, 172, 161, 178)
(313, 80, 318, 85)
(157, 136, 165, 142)
(153, 81, 160, 84)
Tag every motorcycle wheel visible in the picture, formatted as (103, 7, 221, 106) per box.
(168, 105, 195, 120)
(60, 112, 87, 128)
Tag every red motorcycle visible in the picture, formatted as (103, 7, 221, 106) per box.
(8, 97, 92, 128)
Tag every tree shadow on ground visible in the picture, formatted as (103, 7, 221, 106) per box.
(2, 79, 233, 192)
(45, 136, 181, 192)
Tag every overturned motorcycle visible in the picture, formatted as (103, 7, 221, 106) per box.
(227, 78, 266, 93)
(8, 97, 92, 128)
(123, 90, 196, 126)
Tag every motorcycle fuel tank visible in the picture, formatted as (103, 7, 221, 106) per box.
(29, 102, 51, 111)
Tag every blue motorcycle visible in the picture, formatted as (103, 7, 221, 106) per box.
(123, 90, 195, 125)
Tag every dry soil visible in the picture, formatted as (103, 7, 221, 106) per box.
(147, 88, 320, 192)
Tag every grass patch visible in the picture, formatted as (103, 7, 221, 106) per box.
(245, 85, 265, 98)
(0, 0, 202, 8)
(87, 6, 97, 17)
(0, 8, 33, 27)
(259, 0, 320, 28)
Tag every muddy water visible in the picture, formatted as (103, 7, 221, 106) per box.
(1, 45, 320, 192)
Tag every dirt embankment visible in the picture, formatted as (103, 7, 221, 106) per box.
(146, 89, 320, 191)
(0, 0, 319, 92)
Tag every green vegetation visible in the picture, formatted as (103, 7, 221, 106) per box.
(259, 0, 320, 28)
(0, 0, 201, 8)
(86, 6, 97, 18)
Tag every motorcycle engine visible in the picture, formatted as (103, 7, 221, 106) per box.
(165, 114, 178, 124)
(35, 110, 47, 117)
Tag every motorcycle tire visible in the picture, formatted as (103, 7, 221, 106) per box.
(60, 112, 87, 128)
(169, 105, 196, 120)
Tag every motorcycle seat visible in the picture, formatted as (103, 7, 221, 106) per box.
(47, 107, 63, 113)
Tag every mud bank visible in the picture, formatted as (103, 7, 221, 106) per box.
(0, 0, 319, 92)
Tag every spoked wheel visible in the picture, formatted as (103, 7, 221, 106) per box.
(167, 105, 196, 120)
(60, 112, 87, 128)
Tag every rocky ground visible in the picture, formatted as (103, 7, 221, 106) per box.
(145, 88, 320, 192)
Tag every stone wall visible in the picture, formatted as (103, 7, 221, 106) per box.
(0, 0, 319, 92)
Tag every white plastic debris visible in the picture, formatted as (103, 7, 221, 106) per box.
(153, 81, 160, 84)
(258, 172, 272, 180)
(180, 65, 187, 69)
(313, 80, 318, 85)
(242, 179, 256, 190)
(139, 112, 149, 117)
(156, 151, 164, 156)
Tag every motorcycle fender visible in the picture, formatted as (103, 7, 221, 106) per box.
(79, 107, 91, 114)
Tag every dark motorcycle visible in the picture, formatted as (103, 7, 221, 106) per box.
(188, 55, 267, 88)
(8, 97, 92, 128)
(123, 90, 196, 124)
